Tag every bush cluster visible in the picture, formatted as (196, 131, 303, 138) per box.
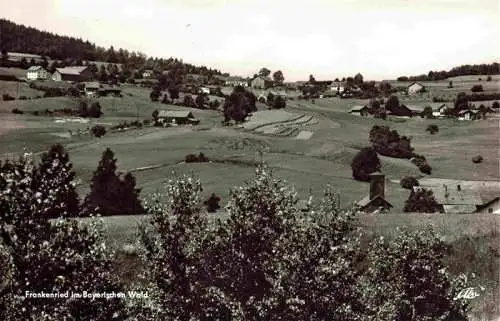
(91, 125, 106, 137)
(78, 101, 103, 118)
(426, 124, 439, 134)
(110, 120, 144, 131)
(11, 108, 23, 114)
(185, 152, 209, 163)
(400, 176, 419, 189)
(369, 125, 414, 158)
(2, 93, 15, 101)
(411, 154, 432, 174)
(471, 85, 484, 92)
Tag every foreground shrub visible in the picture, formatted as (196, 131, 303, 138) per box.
(91, 125, 106, 137)
(351, 147, 381, 181)
(11, 108, 23, 114)
(0, 150, 127, 320)
(361, 228, 470, 320)
(137, 164, 470, 320)
(400, 176, 419, 189)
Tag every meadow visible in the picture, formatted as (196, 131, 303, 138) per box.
(1, 76, 499, 318)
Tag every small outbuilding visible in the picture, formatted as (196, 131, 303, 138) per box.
(356, 172, 393, 213)
(157, 110, 199, 125)
(349, 105, 369, 116)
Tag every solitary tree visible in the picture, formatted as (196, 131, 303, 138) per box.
(351, 147, 381, 181)
(385, 95, 400, 112)
(259, 67, 271, 77)
(150, 88, 161, 102)
(354, 72, 364, 86)
(272, 70, 284, 85)
(83, 148, 145, 215)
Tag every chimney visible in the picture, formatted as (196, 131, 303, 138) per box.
(369, 172, 385, 200)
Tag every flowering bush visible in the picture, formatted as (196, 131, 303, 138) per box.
(0, 149, 127, 320)
(136, 164, 471, 320)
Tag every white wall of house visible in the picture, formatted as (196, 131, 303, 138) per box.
(27, 69, 49, 80)
(51, 71, 62, 81)
(407, 83, 424, 95)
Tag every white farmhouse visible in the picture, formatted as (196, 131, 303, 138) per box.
(407, 82, 425, 95)
(26, 66, 50, 80)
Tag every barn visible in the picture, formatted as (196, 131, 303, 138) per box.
(251, 76, 274, 89)
(52, 66, 93, 82)
(157, 110, 199, 125)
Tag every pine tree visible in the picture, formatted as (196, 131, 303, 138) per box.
(84, 148, 145, 215)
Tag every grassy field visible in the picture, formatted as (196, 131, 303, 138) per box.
(0, 80, 45, 98)
(2, 77, 499, 319)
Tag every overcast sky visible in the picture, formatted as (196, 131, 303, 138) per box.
(1, 0, 499, 81)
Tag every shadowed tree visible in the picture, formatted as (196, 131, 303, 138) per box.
(83, 148, 145, 215)
(404, 188, 442, 213)
(351, 147, 381, 181)
(272, 70, 284, 85)
(259, 67, 271, 77)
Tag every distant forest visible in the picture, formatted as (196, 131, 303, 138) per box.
(0, 19, 225, 76)
(397, 63, 500, 82)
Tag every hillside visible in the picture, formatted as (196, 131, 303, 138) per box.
(0, 19, 225, 75)
(397, 62, 500, 82)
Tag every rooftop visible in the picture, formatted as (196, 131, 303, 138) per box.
(413, 185, 483, 206)
(55, 66, 88, 75)
(158, 110, 194, 118)
(27, 66, 45, 71)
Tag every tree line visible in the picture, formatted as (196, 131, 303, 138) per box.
(0, 19, 224, 77)
(397, 63, 499, 81)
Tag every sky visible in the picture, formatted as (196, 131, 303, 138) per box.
(1, 0, 499, 81)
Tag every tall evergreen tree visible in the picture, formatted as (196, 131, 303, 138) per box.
(83, 148, 145, 215)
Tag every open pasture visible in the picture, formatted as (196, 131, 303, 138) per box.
(1, 84, 498, 212)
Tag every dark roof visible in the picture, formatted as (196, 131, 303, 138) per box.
(158, 110, 194, 118)
(349, 105, 367, 112)
(357, 194, 393, 208)
(426, 103, 449, 111)
(402, 104, 425, 112)
(408, 82, 424, 88)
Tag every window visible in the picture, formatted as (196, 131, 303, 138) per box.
(488, 208, 493, 214)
